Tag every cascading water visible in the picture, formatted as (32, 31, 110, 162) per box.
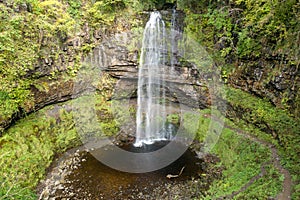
(134, 11, 168, 147)
(171, 7, 177, 70)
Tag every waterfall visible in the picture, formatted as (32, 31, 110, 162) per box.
(171, 7, 177, 70)
(134, 11, 168, 147)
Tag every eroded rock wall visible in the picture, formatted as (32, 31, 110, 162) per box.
(228, 57, 299, 115)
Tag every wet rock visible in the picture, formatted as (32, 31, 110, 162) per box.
(38, 142, 221, 199)
(228, 59, 299, 114)
(37, 147, 86, 200)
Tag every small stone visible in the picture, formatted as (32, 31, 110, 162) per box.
(41, 190, 50, 199)
(50, 189, 56, 196)
(57, 184, 64, 190)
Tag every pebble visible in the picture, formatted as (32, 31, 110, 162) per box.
(57, 184, 64, 190)
(38, 148, 84, 199)
(38, 146, 212, 200)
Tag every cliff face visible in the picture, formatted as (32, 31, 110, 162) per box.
(228, 56, 299, 114)
(0, 5, 210, 133)
(84, 30, 210, 109)
(0, 0, 140, 132)
(1, 0, 299, 133)
(181, 0, 300, 117)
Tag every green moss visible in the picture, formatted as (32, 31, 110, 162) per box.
(181, 105, 293, 198)
(0, 91, 125, 198)
(203, 125, 282, 199)
(0, 107, 79, 199)
(224, 86, 300, 199)
(167, 113, 180, 125)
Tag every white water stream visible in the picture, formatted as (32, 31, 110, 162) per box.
(134, 11, 169, 147)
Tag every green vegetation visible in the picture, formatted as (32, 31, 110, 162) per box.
(182, 109, 283, 199)
(207, 129, 281, 199)
(0, 106, 79, 199)
(0, 0, 145, 130)
(178, 1, 300, 195)
(182, 100, 298, 198)
(1, 101, 289, 199)
(86, 0, 126, 27)
(167, 113, 180, 125)
(0, 0, 299, 199)
(226, 87, 300, 152)
(224, 86, 300, 199)
(0, 92, 125, 199)
(0, 0, 80, 123)
(180, 0, 300, 114)
(180, 0, 300, 59)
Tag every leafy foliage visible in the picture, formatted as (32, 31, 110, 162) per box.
(183, 110, 283, 199)
(0, 107, 80, 199)
(224, 86, 300, 199)
(0, 91, 124, 198)
(85, 0, 126, 28)
(206, 129, 278, 198)
(0, 0, 153, 126)
(0, 0, 80, 122)
(180, 4, 299, 197)
(181, 0, 300, 116)
(182, 0, 299, 58)
(65, 0, 82, 18)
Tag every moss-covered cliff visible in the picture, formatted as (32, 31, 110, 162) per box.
(178, 1, 299, 197)
(2, 0, 297, 134)
(0, 0, 146, 132)
(179, 0, 300, 116)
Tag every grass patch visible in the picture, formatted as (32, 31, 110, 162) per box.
(224, 86, 300, 199)
(235, 164, 283, 199)
(0, 93, 123, 199)
(205, 128, 279, 199)
(0, 107, 79, 199)
(183, 109, 283, 199)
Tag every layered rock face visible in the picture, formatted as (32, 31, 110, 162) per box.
(1, 9, 210, 132)
(86, 30, 211, 109)
(1, 6, 298, 133)
(228, 58, 299, 114)
(29, 9, 211, 112)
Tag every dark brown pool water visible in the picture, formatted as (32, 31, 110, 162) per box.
(57, 141, 204, 199)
